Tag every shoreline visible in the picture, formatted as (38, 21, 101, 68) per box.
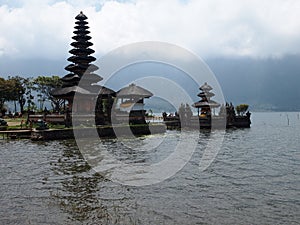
(0, 123, 166, 141)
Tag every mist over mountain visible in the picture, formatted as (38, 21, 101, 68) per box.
(1, 54, 299, 112)
(206, 55, 300, 111)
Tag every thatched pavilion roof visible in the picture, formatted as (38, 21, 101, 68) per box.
(117, 83, 153, 98)
(50, 86, 92, 98)
(90, 84, 116, 96)
(192, 100, 220, 108)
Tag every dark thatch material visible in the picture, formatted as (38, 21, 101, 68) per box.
(73, 30, 90, 35)
(51, 85, 115, 98)
(75, 20, 88, 25)
(79, 73, 103, 82)
(72, 35, 92, 42)
(197, 91, 215, 98)
(67, 55, 96, 63)
(90, 84, 116, 96)
(192, 100, 220, 108)
(74, 25, 89, 30)
(61, 73, 80, 81)
(51, 86, 92, 97)
(199, 82, 213, 91)
(117, 83, 153, 98)
(64, 64, 99, 72)
(69, 48, 95, 56)
(75, 11, 88, 20)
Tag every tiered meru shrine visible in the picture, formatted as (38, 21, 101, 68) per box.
(51, 12, 152, 126)
(51, 12, 251, 130)
(163, 82, 251, 129)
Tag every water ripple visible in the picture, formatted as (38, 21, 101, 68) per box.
(1, 112, 300, 224)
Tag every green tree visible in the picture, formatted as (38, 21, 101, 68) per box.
(0, 78, 17, 116)
(0, 78, 8, 115)
(23, 77, 35, 112)
(33, 75, 63, 112)
(8, 76, 27, 113)
(236, 104, 249, 116)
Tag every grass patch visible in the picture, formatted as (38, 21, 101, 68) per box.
(6, 122, 66, 130)
(48, 124, 66, 129)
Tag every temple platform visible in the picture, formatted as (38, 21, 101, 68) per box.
(163, 115, 251, 129)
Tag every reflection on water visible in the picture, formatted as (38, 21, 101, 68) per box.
(48, 141, 140, 224)
(50, 143, 102, 222)
(0, 112, 300, 224)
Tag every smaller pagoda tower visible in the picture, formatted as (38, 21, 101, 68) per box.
(192, 82, 220, 117)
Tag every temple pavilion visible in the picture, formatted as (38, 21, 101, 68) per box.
(113, 83, 153, 124)
(192, 82, 220, 117)
(51, 12, 115, 120)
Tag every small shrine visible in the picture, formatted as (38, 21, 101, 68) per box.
(192, 82, 220, 117)
(113, 83, 153, 124)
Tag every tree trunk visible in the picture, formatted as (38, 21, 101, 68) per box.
(19, 99, 25, 114)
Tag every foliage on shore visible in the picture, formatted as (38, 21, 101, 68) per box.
(0, 75, 63, 117)
(236, 104, 249, 116)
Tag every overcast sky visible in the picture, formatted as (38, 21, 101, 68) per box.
(0, 0, 300, 61)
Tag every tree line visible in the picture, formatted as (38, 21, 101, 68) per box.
(0, 75, 63, 116)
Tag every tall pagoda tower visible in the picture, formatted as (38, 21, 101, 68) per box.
(192, 82, 220, 117)
(51, 11, 103, 112)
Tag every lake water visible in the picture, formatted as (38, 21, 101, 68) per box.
(0, 112, 299, 224)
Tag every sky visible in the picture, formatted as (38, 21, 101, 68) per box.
(0, 0, 300, 110)
(0, 0, 300, 62)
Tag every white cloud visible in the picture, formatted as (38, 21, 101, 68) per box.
(0, 0, 300, 60)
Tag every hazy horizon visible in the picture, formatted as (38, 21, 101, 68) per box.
(1, 0, 300, 111)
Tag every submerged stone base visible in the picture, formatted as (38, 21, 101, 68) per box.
(31, 124, 166, 141)
(164, 115, 251, 129)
